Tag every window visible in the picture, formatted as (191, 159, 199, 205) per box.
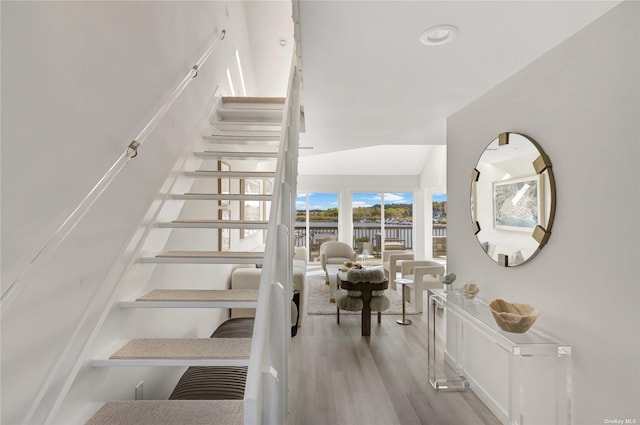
(432, 193, 447, 258)
(352, 193, 381, 258)
(296, 192, 339, 261)
(383, 192, 413, 254)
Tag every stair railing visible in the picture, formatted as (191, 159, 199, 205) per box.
(243, 53, 301, 424)
(1, 28, 227, 311)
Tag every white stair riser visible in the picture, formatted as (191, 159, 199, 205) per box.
(210, 122, 282, 131)
(205, 129, 281, 137)
(216, 110, 283, 122)
(157, 222, 268, 229)
(194, 151, 277, 160)
(170, 194, 272, 201)
(184, 171, 276, 178)
(202, 135, 281, 146)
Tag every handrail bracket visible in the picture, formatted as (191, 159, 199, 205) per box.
(128, 140, 140, 158)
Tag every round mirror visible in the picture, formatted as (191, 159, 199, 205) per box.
(471, 132, 556, 267)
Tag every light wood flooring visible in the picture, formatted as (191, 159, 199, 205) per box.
(288, 309, 501, 425)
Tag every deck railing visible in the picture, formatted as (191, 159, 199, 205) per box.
(294, 224, 447, 254)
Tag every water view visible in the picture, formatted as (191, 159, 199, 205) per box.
(295, 192, 447, 258)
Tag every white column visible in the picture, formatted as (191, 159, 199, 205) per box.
(414, 188, 434, 259)
(413, 189, 423, 258)
(339, 189, 353, 245)
(425, 188, 435, 259)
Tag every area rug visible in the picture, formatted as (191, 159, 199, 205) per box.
(305, 272, 418, 315)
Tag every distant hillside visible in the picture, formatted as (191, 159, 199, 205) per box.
(296, 202, 445, 222)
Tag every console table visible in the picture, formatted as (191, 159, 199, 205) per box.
(427, 289, 572, 425)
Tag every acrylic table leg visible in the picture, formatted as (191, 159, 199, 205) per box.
(428, 296, 437, 386)
(428, 291, 468, 391)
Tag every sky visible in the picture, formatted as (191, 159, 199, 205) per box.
(433, 193, 447, 202)
(296, 192, 446, 210)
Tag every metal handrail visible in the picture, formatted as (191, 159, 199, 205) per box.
(1, 29, 226, 308)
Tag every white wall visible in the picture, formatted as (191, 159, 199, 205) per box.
(298, 174, 419, 193)
(419, 145, 446, 191)
(447, 2, 639, 424)
(0, 2, 262, 424)
(419, 145, 447, 259)
(244, 0, 294, 97)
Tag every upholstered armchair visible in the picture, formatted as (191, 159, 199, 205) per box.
(383, 252, 414, 290)
(320, 241, 357, 284)
(398, 260, 445, 312)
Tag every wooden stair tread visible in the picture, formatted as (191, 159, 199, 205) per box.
(194, 151, 278, 158)
(180, 193, 271, 197)
(156, 251, 264, 259)
(203, 133, 280, 139)
(86, 400, 243, 425)
(109, 338, 251, 360)
(136, 289, 258, 303)
(140, 251, 264, 264)
(170, 193, 271, 201)
(203, 134, 281, 142)
(186, 170, 275, 178)
(222, 96, 285, 104)
(158, 219, 268, 229)
(170, 219, 268, 224)
(194, 151, 278, 159)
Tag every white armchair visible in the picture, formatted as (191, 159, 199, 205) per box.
(398, 260, 445, 312)
(320, 241, 357, 284)
(383, 252, 414, 290)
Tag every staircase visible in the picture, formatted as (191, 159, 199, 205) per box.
(84, 96, 294, 424)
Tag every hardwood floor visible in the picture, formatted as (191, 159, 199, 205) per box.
(287, 310, 501, 425)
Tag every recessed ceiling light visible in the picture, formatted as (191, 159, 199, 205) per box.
(278, 37, 287, 47)
(419, 25, 458, 46)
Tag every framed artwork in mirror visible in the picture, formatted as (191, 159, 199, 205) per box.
(493, 175, 543, 231)
(240, 178, 262, 239)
